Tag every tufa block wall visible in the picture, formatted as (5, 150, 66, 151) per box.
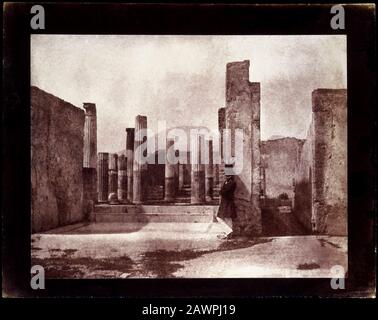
(31, 86, 85, 233)
(294, 89, 347, 236)
(312, 89, 347, 235)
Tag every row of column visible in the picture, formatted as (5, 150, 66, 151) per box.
(168, 135, 216, 204)
(83, 105, 220, 205)
(96, 115, 219, 204)
(97, 116, 147, 204)
(97, 153, 129, 203)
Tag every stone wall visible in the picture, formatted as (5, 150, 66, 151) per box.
(312, 89, 347, 235)
(31, 86, 85, 233)
(294, 89, 347, 236)
(225, 60, 262, 235)
(261, 137, 304, 199)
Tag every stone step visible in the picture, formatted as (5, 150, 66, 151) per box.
(174, 197, 191, 202)
(48, 222, 225, 235)
(178, 192, 191, 196)
(93, 213, 215, 223)
(94, 204, 218, 214)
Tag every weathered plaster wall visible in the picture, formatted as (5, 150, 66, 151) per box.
(294, 89, 347, 236)
(31, 86, 85, 233)
(225, 60, 262, 235)
(261, 137, 304, 199)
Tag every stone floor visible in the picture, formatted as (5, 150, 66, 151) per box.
(31, 222, 347, 279)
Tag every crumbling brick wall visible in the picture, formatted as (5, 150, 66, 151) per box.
(31, 86, 85, 232)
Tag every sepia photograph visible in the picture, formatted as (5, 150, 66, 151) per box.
(30, 34, 348, 279)
(2, 3, 375, 302)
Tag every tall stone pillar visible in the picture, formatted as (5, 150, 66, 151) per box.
(126, 128, 135, 202)
(250, 82, 262, 230)
(225, 60, 262, 235)
(164, 138, 176, 202)
(214, 163, 220, 186)
(183, 152, 192, 186)
(108, 153, 118, 203)
(205, 139, 214, 202)
(118, 154, 127, 203)
(83, 103, 97, 168)
(174, 155, 179, 194)
(218, 107, 226, 188)
(178, 163, 184, 190)
(83, 103, 97, 212)
(133, 115, 147, 204)
(97, 152, 109, 203)
(191, 135, 206, 204)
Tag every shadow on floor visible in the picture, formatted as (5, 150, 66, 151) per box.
(136, 237, 274, 278)
(261, 207, 310, 237)
(31, 238, 273, 278)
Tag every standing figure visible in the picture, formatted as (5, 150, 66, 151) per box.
(216, 170, 237, 239)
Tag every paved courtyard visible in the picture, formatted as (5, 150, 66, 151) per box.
(31, 222, 347, 279)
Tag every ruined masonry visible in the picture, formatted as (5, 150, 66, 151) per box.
(31, 60, 347, 237)
(224, 60, 262, 235)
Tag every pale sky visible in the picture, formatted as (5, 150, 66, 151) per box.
(31, 35, 347, 153)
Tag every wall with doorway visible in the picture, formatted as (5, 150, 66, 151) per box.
(261, 137, 304, 200)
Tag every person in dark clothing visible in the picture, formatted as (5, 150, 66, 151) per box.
(216, 173, 237, 239)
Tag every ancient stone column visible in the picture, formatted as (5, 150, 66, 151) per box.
(178, 163, 184, 190)
(118, 154, 127, 203)
(164, 138, 176, 202)
(83, 103, 98, 215)
(97, 152, 109, 203)
(218, 107, 226, 188)
(108, 153, 118, 203)
(83, 103, 97, 168)
(225, 60, 262, 235)
(214, 163, 220, 186)
(205, 139, 214, 202)
(191, 135, 205, 204)
(183, 151, 192, 186)
(133, 115, 147, 204)
(126, 128, 135, 202)
(174, 155, 179, 194)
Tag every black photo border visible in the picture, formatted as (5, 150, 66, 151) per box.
(2, 2, 376, 299)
